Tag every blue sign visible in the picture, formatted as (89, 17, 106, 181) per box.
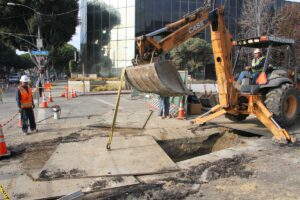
(31, 50, 49, 56)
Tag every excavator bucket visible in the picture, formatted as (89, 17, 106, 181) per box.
(125, 60, 189, 96)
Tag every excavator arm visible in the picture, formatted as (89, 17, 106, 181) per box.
(125, 5, 296, 143)
(126, 6, 217, 96)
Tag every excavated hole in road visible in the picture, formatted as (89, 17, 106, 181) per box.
(158, 129, 261, 162)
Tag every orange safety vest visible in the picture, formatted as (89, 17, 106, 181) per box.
(18, 86, 33, 108)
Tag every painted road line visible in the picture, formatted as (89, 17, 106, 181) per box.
(37, 108, 46, 124)
(93, 98, 123, 110)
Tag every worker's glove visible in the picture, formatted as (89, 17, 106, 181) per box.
(19, 108, 22, 113)
(32, 104, 35, 109)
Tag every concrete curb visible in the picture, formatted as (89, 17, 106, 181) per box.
(79, 90, 132, 96)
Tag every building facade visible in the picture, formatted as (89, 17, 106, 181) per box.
(80, 0, 287, 75)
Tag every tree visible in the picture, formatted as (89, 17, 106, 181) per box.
(0, 0, 79, 69)
(170, 38, 213, 78)
(49, 43, 77, 73)
(19, 53, 35, 68)
(274, 3, 300, 64)
(239, 0, 276, 38)
(0, 42, 34, 73)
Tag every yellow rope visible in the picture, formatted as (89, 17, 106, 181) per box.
(0, 185, 10, 200)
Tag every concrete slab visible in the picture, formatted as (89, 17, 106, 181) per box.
(38, 136, 178, 179)
(211, 115, 300, 136)
(95, 110, 153, 129)
(11, 175, 139, 200)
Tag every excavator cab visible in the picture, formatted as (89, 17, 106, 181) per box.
(233, 36, 297, 93)
(232, 36, 300, 128)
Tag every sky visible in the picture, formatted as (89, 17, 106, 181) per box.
(68, 25, 80, 50)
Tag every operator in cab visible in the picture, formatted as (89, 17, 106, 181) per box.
(237, 48, 266, 84)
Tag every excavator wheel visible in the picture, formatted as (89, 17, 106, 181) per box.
(265, 83, 300, 127)
(225, 113, 249, 121)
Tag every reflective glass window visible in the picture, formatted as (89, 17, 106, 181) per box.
(119, 8, 127, 28)
(127, 0, 135, 7)
(110, 29, 118, 41)
(172, 0, 180, 11)
(117, 28, 127, 40)
(110, 0, 119, 8)
(119, 0, 127, 8)
(126, 27, 135, 40)
(181, 1, 189, 14)
(127, 6, 135, 27)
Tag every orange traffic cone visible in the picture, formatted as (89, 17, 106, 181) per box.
(48, 89, 54, 102)
(0, 124, 10, 158)
(74, 90, 78, 98)
(66, 86, 69, 99)
(42, 93, 48, 108)
(71, 89, 75, 98)
(18, 113, 22, 128)
(177, 99, 186, 120)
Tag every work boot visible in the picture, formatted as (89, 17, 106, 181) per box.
(22, 130, 28, 136)
(30, 129, 38, 133)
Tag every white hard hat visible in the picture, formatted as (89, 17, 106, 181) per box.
(20, 75, 30, 82)
(254, 48, 261, 54)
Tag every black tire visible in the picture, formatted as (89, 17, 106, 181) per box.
(264, 83, 300, 127)
(225, 113, 249, 121)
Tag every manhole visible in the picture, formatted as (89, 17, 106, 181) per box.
(158, 130, 259, 162)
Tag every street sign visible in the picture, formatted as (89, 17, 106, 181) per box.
(31, 50, 49, 56)
(36, 38, 43, 49)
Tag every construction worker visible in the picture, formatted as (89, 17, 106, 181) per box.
(36, 77, 44, 97)
(158, 95, 170, 119)
(16, 75, 37, 135)
(237, 48, 266, 84)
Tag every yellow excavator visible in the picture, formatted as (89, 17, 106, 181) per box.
(125, 5, 299, 143)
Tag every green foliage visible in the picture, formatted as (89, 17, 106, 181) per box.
(0, 0, 79, 72)
(0, 42, 34, 71)
(170, 38, 213, 77)
(0, 0, 79, 51)
(50, 43, 77, 73)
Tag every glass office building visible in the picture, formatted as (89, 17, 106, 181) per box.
(80, 0, 287, 75)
